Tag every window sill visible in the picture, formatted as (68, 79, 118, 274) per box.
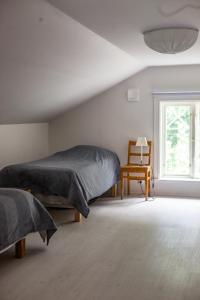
(158, 177, 200, 182)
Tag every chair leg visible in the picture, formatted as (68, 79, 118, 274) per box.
(148, 178, 151, 196)
(145, 177, 148, 200)
(127, 176, 131, 195)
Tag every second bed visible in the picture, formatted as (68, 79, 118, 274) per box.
(0, 145, 120, 219)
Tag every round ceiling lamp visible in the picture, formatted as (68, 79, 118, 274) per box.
(143, 27, 199, 54)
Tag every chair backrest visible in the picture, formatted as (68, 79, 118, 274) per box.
(127, 140, 152, 166)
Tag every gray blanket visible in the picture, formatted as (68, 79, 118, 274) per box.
(0, 188, 57, 252)
(0, 145, 120, 217)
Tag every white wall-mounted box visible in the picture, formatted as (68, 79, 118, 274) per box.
(127, 89, 140, 102)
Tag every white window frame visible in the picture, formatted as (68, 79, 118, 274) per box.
(153, 92, 200, 181)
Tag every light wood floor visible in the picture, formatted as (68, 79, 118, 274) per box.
(1, 197, 200, 300)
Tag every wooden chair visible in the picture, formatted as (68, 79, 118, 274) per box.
(120, 140, 152, 199)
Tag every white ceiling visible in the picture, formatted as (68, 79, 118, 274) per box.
(1, 0, 200, 123)
(48, 0, 200, 65)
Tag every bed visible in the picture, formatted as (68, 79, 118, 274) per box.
(0, 188, 57, 258)
(0, 145, 120, 219)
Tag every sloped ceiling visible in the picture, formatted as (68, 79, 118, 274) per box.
(1, 0, 200, 123)
(0, 0, 143, 123)
(48, 0, 200, 66)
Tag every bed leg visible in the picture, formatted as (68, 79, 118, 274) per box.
(15, 239, 26, 258)
(74, 209, 81, 222)
(111, 184, 117, 197)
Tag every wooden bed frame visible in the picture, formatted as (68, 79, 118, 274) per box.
(111, 184, 117, 197)
(13, 209, 80, 258)
(74, 183, 117, 221)
(15, 239, 26, 258)
(23, 188, 82, 222)
(13, 184, 117, 258)
(14, 210, 80, 258)
(24, 184, 117, 224)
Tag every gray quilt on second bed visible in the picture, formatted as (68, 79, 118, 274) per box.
(0, 188, 57, 252)
(0, 145, 120, 217)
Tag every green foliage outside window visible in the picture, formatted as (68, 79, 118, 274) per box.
(165, 105, 191, 175)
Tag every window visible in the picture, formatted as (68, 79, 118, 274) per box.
(160, 101, 200, 179)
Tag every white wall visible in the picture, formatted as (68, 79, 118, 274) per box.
(49, 65, 200, 198)
(0, 123, 48, 168)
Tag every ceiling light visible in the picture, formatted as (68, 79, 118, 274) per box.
(143, 27, 199, 54)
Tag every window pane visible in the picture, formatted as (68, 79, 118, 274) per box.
(165, 105, 191, 176)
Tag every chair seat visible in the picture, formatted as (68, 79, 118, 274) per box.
(120, 165, 151, 181)
(121, 165, 151, 172)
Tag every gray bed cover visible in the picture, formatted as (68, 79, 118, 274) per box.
(0, 145, 120, 217)
(0, 188, 57, 252)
